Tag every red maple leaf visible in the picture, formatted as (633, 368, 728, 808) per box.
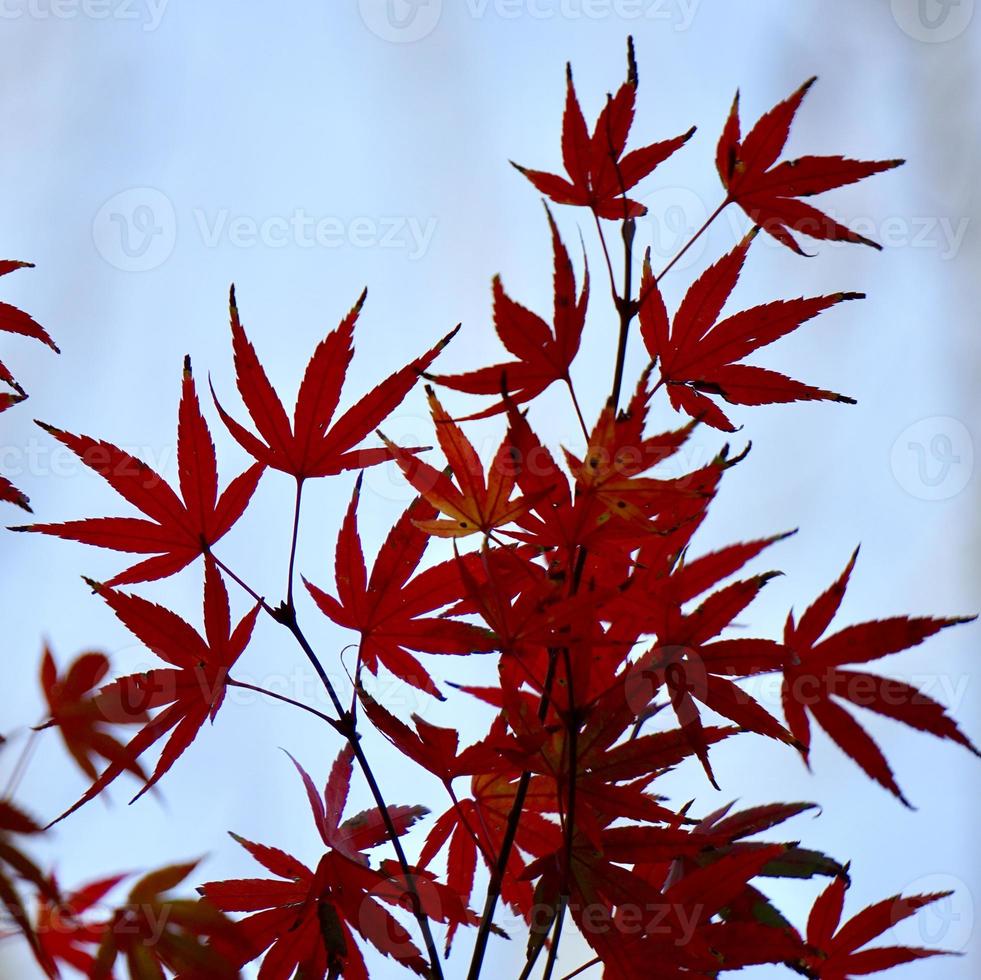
(305, 477, 495, 698)
(639, 233, 858, 431)
(16, 358, 263, 585)
(50, 556, 260, 824)
(716, 78, 903, 253)
(201, 747, 465, 979)
(513, 40, 693, 219)
(0, 259, 58, 511)
(36, 646, 149, 790)
(801, 875, 956, 977)
(781, 548, 977, 805)
(0, 260, 59, 392)
(212, 286, 455, 480)
(34, 873, 126, 979)
(0, 798, 57, 976)
(427, 207, 589, 419)
(381, 387, 539, 538)
(91, 861, 244, 979)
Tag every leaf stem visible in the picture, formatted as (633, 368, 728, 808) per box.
(468, 546, 588, 979)
(564, 377, 590, 441)
(608, 218, 636, 411)
(280, 611, 445, 980)
(286, 477, 305, 611)
(226, 677, 342, 733)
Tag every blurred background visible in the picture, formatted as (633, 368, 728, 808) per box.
(0, 1, 978, 976)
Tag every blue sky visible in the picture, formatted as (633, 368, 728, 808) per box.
(1, 2, 978, 976)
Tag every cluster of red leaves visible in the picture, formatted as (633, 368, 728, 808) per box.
(0, 260, 58, 509)
(1, 38, 976, 980)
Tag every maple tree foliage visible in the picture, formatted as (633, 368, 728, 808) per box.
(0, 260, 58, 510)
(1, 37, 977, 980)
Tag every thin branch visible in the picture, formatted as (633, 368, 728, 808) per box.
(541, 899, 569, 980)
(564, 377, 590, 441)
(560, 957, 601, 980)
(208, 551, 275, 617)
(609, 218, 636, 411)
(285, 477, 305, 611)
(279, 611, 444, 980)
(226, 677, 343, 733)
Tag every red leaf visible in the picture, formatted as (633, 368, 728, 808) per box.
(716, 78, 903, 253)
(513, 41, 693, 219)
(428, 206, 588, 418)
(782, 549, 977, 804)
(49, 558, 259, 824)
(213, 285, 455, 479)
(18, 359, 263, 586)
(640, 235, 858, 431)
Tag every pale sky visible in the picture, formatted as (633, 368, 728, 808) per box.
(1, 2, 978, 977)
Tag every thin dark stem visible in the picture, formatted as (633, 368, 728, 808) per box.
(654, 199, 727, 284)
(560, 957, 600, 980)
(545, 645, 579, 977)
(541, 899, 568, 980)
(226, 677, 342, 733)
(609, 219, 636, 411)
(282, 613, 444, 980)
(286, 477, 304, 611)
(564, 377, 589, 441)
(216, 544, 443, 979)
(467, 651, 560, 980)
(469, 547, 588, 979)
(446, 781, 495, 866)
(592, 211, 619, 306)
(208, 552, 275, 617)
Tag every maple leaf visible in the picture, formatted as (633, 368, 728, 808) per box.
(0, 260, 59, 391)
(287, 746, 429, 865)
(380, 387, 539, 537)
(36, 646, 149, 788)
(50, 557, 260, 825)
(0, 797, 57, 976)
(15, 358, 263, 586)
(716, 78, 904, 253)
(427, 207, 589, 419)
(212, 285, 455, 480)
(201, 748, 462, 979)
(800, 874, 956, 977)
(34, 872, 126, 979)
(305, 476, 495, 698)
(513, 39, 694, 219)
(91, 861, 244, 979)
(562, 371, 705, 526)
(419, 770, 558, 927)
(0, 259, 58, 511)
(639, 233, 858, 432)
(782, 548, 978, 805)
